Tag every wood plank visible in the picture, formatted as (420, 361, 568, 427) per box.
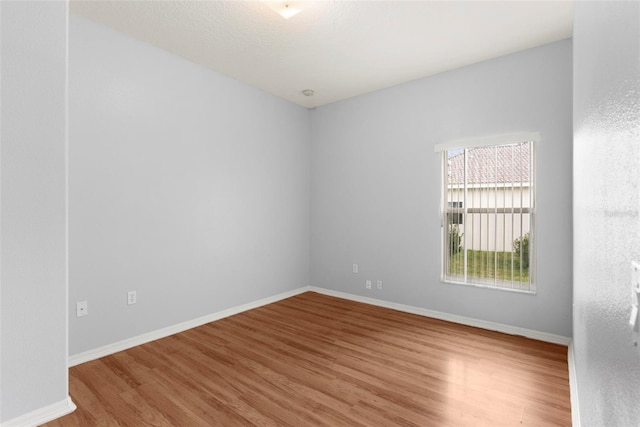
(45, 292, 571, 426)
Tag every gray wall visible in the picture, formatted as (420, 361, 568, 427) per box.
(69, 17, 310, 355)
(311, 40, 573, 337)
(573, 2, 640, 425)
(0, 1, 69, 422)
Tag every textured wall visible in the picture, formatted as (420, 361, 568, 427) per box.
(573, 2, 640, 425)
(69, 16, 310, 355)
(0, 1, 69, 422)
(311, 40, 573, 337)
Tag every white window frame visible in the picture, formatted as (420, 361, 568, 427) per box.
(435, 133, 538, 293)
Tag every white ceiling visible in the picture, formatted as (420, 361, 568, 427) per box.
(70, 1, 574, 109)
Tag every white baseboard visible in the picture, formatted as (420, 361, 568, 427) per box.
(568, 342, 581, 427)
(69, 286, 310, 367)
(70, 284, 571, 363)
(0, 396, 76, 427)
(309, 286, 572, 345)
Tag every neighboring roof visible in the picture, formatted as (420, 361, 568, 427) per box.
(448, 142, 531, 185)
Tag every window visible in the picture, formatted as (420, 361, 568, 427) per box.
(435, 133, 537, 292)
(447, 202, 464, 225)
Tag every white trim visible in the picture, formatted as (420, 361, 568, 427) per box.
(0, 396, 76, 427)
(69, 283, 571, 365)
(309, 286, 571, 345)
(69, 287, 310, 366)
(434, 132, 540, 152)
(568, 342, 581, 427)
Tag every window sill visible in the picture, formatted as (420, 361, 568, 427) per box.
(441, 278, 537, 295)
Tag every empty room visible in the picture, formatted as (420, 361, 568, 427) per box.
(1, 1, 639, 426)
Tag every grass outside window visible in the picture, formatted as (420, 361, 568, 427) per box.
(447, 249, 529, 283)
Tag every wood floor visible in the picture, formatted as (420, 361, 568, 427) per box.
(45, 292, 571, 426)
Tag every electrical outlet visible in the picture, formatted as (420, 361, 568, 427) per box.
(76, 301, 88, 317)
(128, 291, 137, 305)
(365, 280, 372, 290)
(376, 280, 383, 290)
(353, 264, 359, 274)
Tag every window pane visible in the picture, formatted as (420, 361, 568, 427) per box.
(443, 141, 534, 292)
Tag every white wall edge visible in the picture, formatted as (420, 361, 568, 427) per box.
(568, 341, 581, 427)
(0, 396, 76, 427)
(64, 0, 71, 400)
(309, 286, 572, 345)
(69, 286, 311, 367)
